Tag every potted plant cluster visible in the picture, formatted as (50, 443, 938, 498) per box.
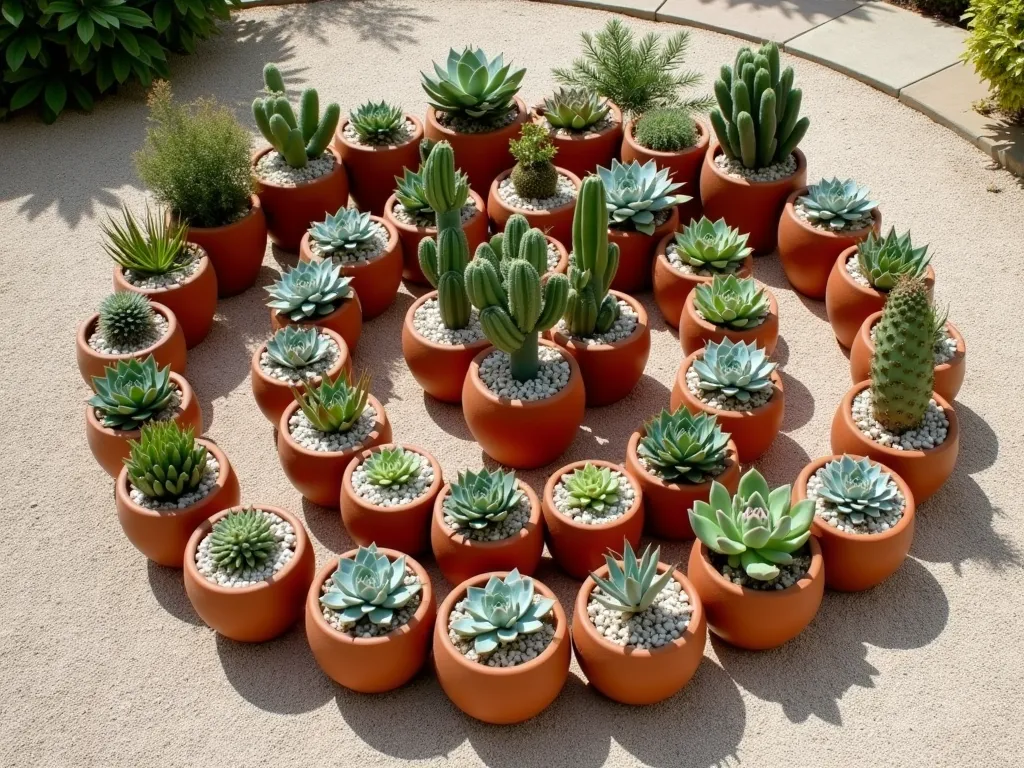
(267, 260, 363, 352)
(680, 274, 779, 356)
(534, 87, 621, 179)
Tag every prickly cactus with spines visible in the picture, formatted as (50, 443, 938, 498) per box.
(252, 63, 341, 169)
(564, 175, 620, 337)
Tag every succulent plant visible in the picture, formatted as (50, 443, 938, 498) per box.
(101, 204, 191, 277)
(597, 159, 689, 236)
(265, 260, 354, 322)
(856, 228, 931, 291)
(97, 292, 158, 350)
(319, 544, 421, 626)
(421, 47, 526, 122)
(633, 107, 698, 152)
(542, 87, 610, 131)
(89, 355, 178, 430)
(816, 455, 901, 524)
(252, 63, 340, 169)
(124, 421, 208, 500)
(292, 370, 371, 434)
(450, 569, 554, 655)
(589, 541, 677, 614)
(563, 463, 620, 512)
(308, 208, 379, 257)
(931, 303, 950, 349)
(564, 175, 621, 337)
(348, 100, 405, 144)
(692, 338, 777, 404)
(797, 178, 878, 231)
(363, 446, 420, 487)
(265, 326, 332, 370)
(693, 275, 770, 330)
(394, 165, 432, 213)
(446, 468, 523, 530)
(509, 123, 559, 199)
(637, 408, 731, 483)
(672, 217, 752, 273)
(689, 468, 814, 581)
(208, 507, 277, 574)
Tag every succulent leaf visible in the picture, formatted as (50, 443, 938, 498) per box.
(88, 355, 177, 431)
(450, 569, 553, 655)
(637, 408, 731, 483)
(320, 544, 422, 626)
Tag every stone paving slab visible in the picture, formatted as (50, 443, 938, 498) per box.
(530, 0, 665, 20)
(657, 0, 863, 44)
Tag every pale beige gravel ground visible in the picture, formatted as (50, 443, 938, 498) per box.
(1, 1, 1022, 765)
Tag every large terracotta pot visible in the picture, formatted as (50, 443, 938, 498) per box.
(699, 144, 808, 255)
(609, 207, 680, 294)
(621, 119, 709, 227)
(76, 302, 187, 384)
(433, 572, 570, 724)
(431, 481, 544, 586)
(276, 396, 392, 508)
(115, 440, 240, 567)
(305, 548, 436, 693)
(794, 455, 916, 591)
(334, 115, 424, 216)
(679, 283, 779, 356)
(183, 505, 316, 643)
(270, 292, 362, 353)
(180, 195, 268, 297)
(572, 563, 706, 704)
(535, 102, 623, 180)
(829, 380, 958, 503)
(462, 341, 586, 469)
(541, 460, 644, 579)
(487, 167, 580, 247)
(687, 537, 824, 650)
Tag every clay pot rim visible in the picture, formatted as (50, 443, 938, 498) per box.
(678, 350, 784, 420)
(694, 536, 824, 601)
(857, 311, 966, 373)
(334, 114, 425, 154)
(705, 143, 808, 190)
(251, 144, 345, 191)
(782, 190, 880, 242)
(545, 236, 569, 278)
(425, 96, 528, 139)
(114, 249, 212, 298)
(78, 302, 178, 370)
(622, 118, 708, 162)
(833, 245, 937, 302)
(542, 458, 643, 534)
(549, 290, 649, 353)
(489, 166, 582, 218)
(342, 443, 443, 514)
(625, 430, 740, 495)
(384, 188, 486, 237)
(682, 281, 779, 338)
(85, 371, 194, 439)
(250, 327, 349, 392)
(178, 194, 263, 234)
(403, 291, 493, 354)
(533, 101, 623, 143)
(607, 206, 679, 242)
(654, 232, 755, 284)
(299, 215, 400, 271)
(115, 439, 230, 521)
(466, 339, 584, 409)
(276, 394, 389, 460)
(432, 480, 542, 551)
(272, 292, 361, 329)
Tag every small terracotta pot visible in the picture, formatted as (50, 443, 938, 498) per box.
(670, 351, 784, 463)
(608, 207, 680, 294)
(541, 460, 644, 579)
(305, 548, 436, 693)
(829, 380, 958, 503)
(270, 292, 362, 353)
(535, 102, 623, 180)
(276, 396, 392, 508)
(340, 443, 443, 556)
(179, 195, 269, 298)
(250, 328, 351, 425)
(794, 455, 916, 591)
(687, 537, 824, 650)
(76, 302, 187, 384)
(621, 120, 709, 227)
(298, 217, 403, 319)
(777, 189, 880, 299)
(679, 282, 779, 356)
(85, 371, 203, 477)
(545, 235, 569, 279)
(487, 167, 580, 246)
(113, 251, 217, 350)
(433, 572, 570, 724)
(545, 291, 651, 407)
(115, 440, 240, 567)
(572, 563, 706, 704)
(334, 115, 424, 216)
(699, 144, 808, 255)
(462, 341, 586, 469)
(624, 430, 741, 540)
(849, 312, 966, 403)
(183, 505, 316, 643)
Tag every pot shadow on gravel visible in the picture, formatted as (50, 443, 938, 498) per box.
(146, 562, 202, 626)
(301, 498, 354, 555)
(948, 402, 999, 474)
(779, 369, 815, 431)
(422, 395, 475, 442)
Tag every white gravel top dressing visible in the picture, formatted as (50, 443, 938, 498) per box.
(95, 387, 181, 428)
(714, 152, 798, 183)
(609, 207, 672, 234)
(636, 453, 727, 484)
(309, 221, 389, 265)
(795, 200, 872, 232)
(497, 173, 576, 211)
(665, 244, 745, 277)
(195, 509, 296, 588)
(554, 300, 638, 344)
(695, 305, 768, 329)
(443, 490, 531, 542)
(479, 345, 570, 401)
(541, 113, 614, 137)
(129, 455, 219, 511)
(869, 319, 958, 366)
(685, 363, 773, 411)
(412, 298, 486, 345)
(254, 150, 335, 186)
(352, 450, 435, 507)
(390, 201, 477, 230)
(122, 247, 200, 290)
(806, 467, 906, 535)
(552, 468, 635, 525)
(447, 594, 556, 666)
(321, 565, 422, 638)
(259, 333, 341, 384)
(587, 579, 691, 649)
(545, 241, 561, 272)
(712, 549, 811, 590)
(88, 313, 168, 356)
(437, 106, 518, 134)
(845, 254, 873, 288)
(853, 388, 949, 451)
(341, 118, 415, 148)
(288, 404, 378, 453)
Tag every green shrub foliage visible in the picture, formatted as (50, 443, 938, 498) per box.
(962, 0, 1024, 120)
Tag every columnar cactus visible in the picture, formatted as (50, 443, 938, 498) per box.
(252, 63, 340, 169)
(564, 175, 621, 337)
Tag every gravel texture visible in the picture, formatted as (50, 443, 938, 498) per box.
(121, 247, 200, 290)
(341, 118, 415, 148)
(551, 467, 635, 525)
(351, 450, 434, 506)
(497, 173, 576, 211)
(129, 455, 220, 510)
(88, 313, 168, 355)
(309, 221, 390, 265)
(695, 304, 768, 329)
(714, 152, 798, 182)
(665, 244, 745, 277)
(478, 345, 570, 401)
(795, 200, 873, 232)
(853, 388, 949, 451)
(288, 404, 378, 453)
(586, 578, 691, 648)
(436, 106, 518, 134)
(195, 509, 296, 587)
(390, 202, 477, 229)
(443, 489, 531, 542)
(870, 319, 958, 366)
(259, 333, 341, 383)
(545, 241, 561, 272)
(806, 466, 906, 535)
(320, 564, 422, 637)
(846, 253, 873, 288)
(254, 150, 336, 186)
(447, 593, 555, 666)
(554, 300, 639, 344)
(412, 298, 486, 345)
(711, 550, 812, 590)
(686, 363, 774, 411)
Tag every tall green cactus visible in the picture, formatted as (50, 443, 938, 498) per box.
(709, 42, 809, 171)
(252, 63, 341, 170)
(564, 175, 621, 337)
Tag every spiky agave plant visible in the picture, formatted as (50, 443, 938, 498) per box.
(421, 47, 526, 122)
(124, 421, 208, 500)
(291, 370, 371, 434)
(393, 165, 431, 214)
(101, 205, 191, 277)
(347, 101, 405, 144)
(252, 63, 340, 169)
(445, 468, 522, 530)
(320, 544, 421, 626)
(693, 275, 770, 330)
(542, 87, 610, 131)
(637, 408, 731, 483)
(598, 159, 689, 236)
(450, 569, 554, 655)
(589, 541, 676, 614)
(89, 356, 178, 430)
(856, 228, 930, 291)
(97, 292, 158, 350)
(563, 175, 620, 337)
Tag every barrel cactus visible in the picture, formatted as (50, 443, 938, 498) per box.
(98, 292, 158, 350)
(252, 63, 340, 169)
(564, 176, 621, 337)
(208, 507, 277, 574)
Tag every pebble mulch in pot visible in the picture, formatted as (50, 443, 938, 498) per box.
(714, 152, 797, 183)
(552, 465, 635, 525)
(685, 364, 773, 411)
(437, 106, 518, 134)
(544, 242, 561, 272)
(195, 507, 297, 588)
(89, 313, 169, 356)
(443, 477, 532, 543)
(712, 550, 811, 590)
(121, 245, 201, 290)
(497, 173, 576, 211)
(351, 446, 435, 507)
(553, 300, 638, 344)
(413, 299, 486, 345)
(851, 388, 949, 451)
(806, 456, 906, 535)
(259, 331, 342, 384)
(288, 404, 378, 453)
(478, 345, 570, 401)
(390, 201, 478, 230)
(309, 220, 390, 265)
(588, 579, 691, 649)
(665, 245, 745, 277)
(255, 151, 336, 186)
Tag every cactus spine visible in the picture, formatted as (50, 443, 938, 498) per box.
(565, 175, 621, 337)
(252, 63, 341, 169)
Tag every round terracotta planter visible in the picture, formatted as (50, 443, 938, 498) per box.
(572, 563, 706, 704)
(829, 380, 958, 503)
(540, 460, 644, 579)
(430, 481, 545, 586)
(270, 292, 362, 353)
(849, 312, 965, 403)
(249, 328, 351, 425)
(76, 302, 187, 384)
(340, 443, 443, 556)
(624, 430, 741, 540)
(113, 251, 216, 350)
(794, 455, 916, 592)
(85, 371, 203, 477)
(670, 351, 784, 463)
(253, 144, 349, 252)
(608, 207, 680, 294)
(298, 216, 403, 319)
(383, 189, 489, 284)
(699, 144, 808, 256)
(305, 547, 436, 693)
(687, 537, 824, 650)
(777, 190, 881, 299)
(534, 102, 623, 180)
(433, 572, 570, 724)
(180, 195, 269, 297)
(461, 341, 586, 469)
(487, 167, 580, 247)
(678, 283, 779, 356)
(621, 119, 708, 227)
(545, 235, 569, 279)
(183, 505, 316, 643)
(115, 439, 240, 567)
(276, 396, 392, 508)
(334, 115, 424, 216)
(545, 291, 651, 407)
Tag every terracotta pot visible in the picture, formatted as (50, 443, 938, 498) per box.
(687, 537, 824, 650)
(270, 292, 362, 353)
(183, 505, 316, 642)
(545, 235, 569, 279)
(305, 548, 436, 692)
(824, 247, 936, 348)
(340, 443, 443, 556)
(383, 189, 489, 284)
(545, 291, 651, 407)
(253, 145, 349, 252)
(670, 351, 784, 463)
(179, 195, 268, 297)
(699, 144, 808, 255)
(777, 189, 880, 299)
(487, 167, 580, 246)
(115, 440, 240, 567)
(535, 102, 623, 180)
(276, 396, 392, 508)
(334, 115, 424, 216)
(849, 312, 966, 403)
(249, 328, 351, 425)
(85, 371, 203, 477)
(829, 380, 958, 503)
(621, 119, 709, 227)
(572, 563, 706, 704)
(679, 282, 779, 356)
(794, 455, 916, 591)
(462, 341, 586, 469)
(608, 207, 680, 294)
(433, 572, 570, 724)
(431, 481, 545, 585)
(76, 302, 187, 384)
(298, 217, 403, 319)
(112, 251, 217, 350)
(540, 460, 644, 579)
(424, 96, 531, 198)
(624, 430, 741, 540)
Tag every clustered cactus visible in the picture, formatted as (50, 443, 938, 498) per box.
(446, 468, 522, 530)
(542, 87, 610, 131)
(252, 63, 340, 169)
(450, 569, 554, 655)
(101, 205, 191, 277)
(599, 159, 688, 235)
(208, 507, 277, 574)
(421, 47, 525, 122)
(564, 176, 621, 338)
(292, 370, 371, 434)
(816, 455, 901, 525)
(89, 356, 177, 430)
(637, 408, 731, 483)
(98, 292, 158, 350)
(320, 544, 421, 626)
(693, 338, 777, 404)
(589, 541, 677, 614)
(856, 228, 931, 291)
(563, 463, 620, 513)
(672, 217, 752, 274)
(508, 123, 559, 200)
(266, 260, 354, 322)
(363, 446, 420, 487)
(693, 276, 770, 330)
(347, 101, 405, 145)
(797, 178, 878, 231)
(124, 421, 208, 500)
(308, 208, 379, 257)
(265, 326, 333, 370)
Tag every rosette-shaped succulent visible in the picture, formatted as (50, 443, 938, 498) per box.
(363, 446, 420, 487)
(89, 355, 177, 430)
(308, 209, 378, 257)
(101, 204, 191, 277)
(208, 507, 277, 574)
(564, 463, 620, 512)
(98, 292, 158, 350)
(637, 408, 731, 483)
(446, 468, 522, 530)
(672, 217, 752, 273)
(564, 175, 621, 337)
(692, 338, 777, 404)
(589, 541, 676, 614)
(393, 165, 431, 213)
(450, 569, 554, 655)
(292, 370, 371, 434)
(856, 228, 930, 291)
(421, 47, 526, 121)
(797, 177, 877, 231)
(320, 544, 421, 626)
(598, 159, 689, 236)
(816, 456, 901, 524)
(266, 260, 353, 322)
(348, 100, 405, 144)
(265, 326, 332, 370)
(124, 421, 208, 500)
(693, 275, 769, 330)
(252, 63, 340, 169)
(542, 87, 610, 131)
